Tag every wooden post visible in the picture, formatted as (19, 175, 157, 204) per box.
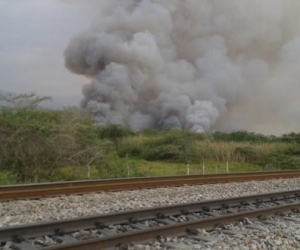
(126, 154, 129, 177)
(186, 164, 190, 175)
(87, 165, 90, 179)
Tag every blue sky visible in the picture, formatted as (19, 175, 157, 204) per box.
(0, 0, 90, 99)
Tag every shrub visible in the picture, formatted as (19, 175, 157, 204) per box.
(0, 172, 17, 185)
(55, 166, 100, 181)
(97, 153, 146, 178)
(99, 125, 135, 142)
(257, 153, 300, 170)
(141, 129, 159, 136)
(143, 145, 182, 161)
(234, 146, 258, 162)
(0, 93, 109, 183)
(212, 131, 273, 143)
(117, 136, 146, 157)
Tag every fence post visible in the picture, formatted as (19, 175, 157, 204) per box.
(87, 165, 91, 179)
(226, 161, 229, 172)
(186, 164, 190, 175)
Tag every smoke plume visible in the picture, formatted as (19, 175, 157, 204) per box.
(64, 0, 300, 134)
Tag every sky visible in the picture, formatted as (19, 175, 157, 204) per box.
(0, 0, 90, 102)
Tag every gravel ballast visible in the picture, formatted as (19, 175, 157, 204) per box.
(130, 213, 300, 250)
(0, 178, 300, 227)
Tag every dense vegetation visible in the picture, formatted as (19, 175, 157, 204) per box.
(0, 93, 299, 184)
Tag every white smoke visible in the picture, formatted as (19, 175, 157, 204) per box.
(64, 0, 300, 134)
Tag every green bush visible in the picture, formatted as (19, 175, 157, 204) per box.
(0, 172, 17, 185)
(99, 125, 135, 142)
(284, 145, 300, 156)
(117, 144, 143, 157)
(0, 93, 109, 183)
(54, 166, 100, 181)
(212, 131, 273, 143)
(148, 130, 205, 146)
(281, 132, 300, 144)
(140, 130, 203, 163)
(257, 153, 300, 170)
(143, 144, 182, 161)
(141, 129, 160, 136)
(234, 146, 258, 162)
(97, 152, 146, 178)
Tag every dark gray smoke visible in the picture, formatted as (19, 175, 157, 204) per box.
(64, 0, 300, 134)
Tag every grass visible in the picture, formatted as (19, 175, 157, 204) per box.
(39, 160, 266, 182)
(124, 158, 263, 177)
(0, 159, 278, 184)
(0, 171, 18, 185)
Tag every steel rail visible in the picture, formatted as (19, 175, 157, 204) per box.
(1, 189, 299, 249)
(46, 203, 300, 250)
(1, 170, 300, 200)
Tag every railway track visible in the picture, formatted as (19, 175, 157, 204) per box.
(1, 189, 300, 249)
(1, 170, 300, 201)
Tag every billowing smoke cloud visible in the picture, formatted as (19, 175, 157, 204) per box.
(64, 0, 300, 134)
